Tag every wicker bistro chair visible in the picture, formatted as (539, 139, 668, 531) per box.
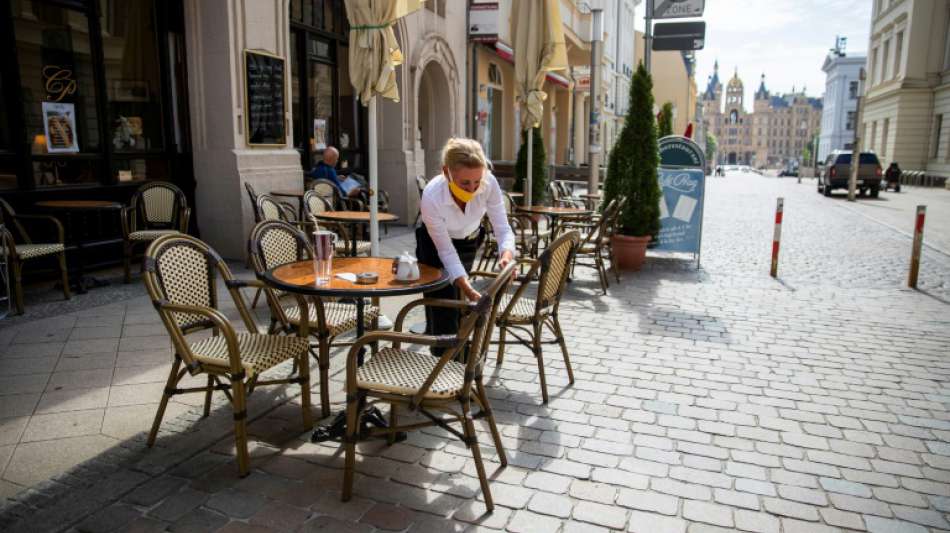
(566, 199, 618, 294)
(311, 178, 364, 211)
(248, 220, 380, 417)
(340, 261, 517, 512)
(474, 231, 581, 404)
(142, 234, 313, 476)
(302, 191, 371, 257)
(121, 181, 191, 283)
(413, 175, 427, 226)
(245, 182, 261, 223)
(0, 202, 71, 314)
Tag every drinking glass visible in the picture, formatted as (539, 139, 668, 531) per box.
(313, 230, 335, 285)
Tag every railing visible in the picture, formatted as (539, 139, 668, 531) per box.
(900, 170, 948, 188)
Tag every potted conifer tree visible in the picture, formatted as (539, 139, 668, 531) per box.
(602, 63, 661, 271)
(658, 102, 674, 138)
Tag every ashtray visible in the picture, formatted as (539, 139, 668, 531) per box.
(355, 272, 378, 284)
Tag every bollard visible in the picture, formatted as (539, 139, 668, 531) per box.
(770, 197, 783, 278)
(908, 205, 926, 288)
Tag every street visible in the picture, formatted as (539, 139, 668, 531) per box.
(1, 170, 950, 532)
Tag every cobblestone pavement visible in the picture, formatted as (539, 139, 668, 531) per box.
(0, 171, 949, 532)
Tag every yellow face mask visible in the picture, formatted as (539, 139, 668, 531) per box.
(448, 173, 476, 203)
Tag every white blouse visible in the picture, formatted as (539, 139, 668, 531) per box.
(419, 172, 515, 282)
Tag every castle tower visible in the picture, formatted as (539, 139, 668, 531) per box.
(726, 67, 744, 115)
(754, 73, 770, 113)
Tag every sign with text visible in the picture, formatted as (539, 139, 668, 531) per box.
(655, 168, 705, 253)
(244, 50, 287, 146)
(469, 3, 499, 42)
(652, 21, 706, 51)
(653, 0, 705, 19)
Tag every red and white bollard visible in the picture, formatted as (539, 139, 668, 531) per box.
(908, 205, 926, 288)
(770, 198, 783, 278)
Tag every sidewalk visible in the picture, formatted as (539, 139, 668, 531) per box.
(1, 178, 950, 532)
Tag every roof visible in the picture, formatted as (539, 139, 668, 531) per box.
(755, 74, 768, 100)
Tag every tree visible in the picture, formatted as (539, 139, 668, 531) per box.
(658, 102, 674, 138)
(705, 132, 718, 167)
(603, 63, 661, 238)
(514, 126, 547, 203)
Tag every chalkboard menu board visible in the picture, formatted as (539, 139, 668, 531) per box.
(244, 50, 287, 146)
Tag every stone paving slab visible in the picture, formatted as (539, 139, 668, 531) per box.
(0, 173, 948, 532)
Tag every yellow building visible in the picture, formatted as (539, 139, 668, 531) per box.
(635, 31, 698, 136)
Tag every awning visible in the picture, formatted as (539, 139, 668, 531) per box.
(493, 42, 571, 89)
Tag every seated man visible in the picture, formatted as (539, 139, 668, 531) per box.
(308, 146, 361, 198)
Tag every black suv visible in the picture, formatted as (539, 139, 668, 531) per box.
(818, 151, 883, 198)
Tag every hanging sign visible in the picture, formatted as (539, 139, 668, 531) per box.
(653, 0, 705, 19)
(655, 136, 706, 261)
(469, 3, 499, 42)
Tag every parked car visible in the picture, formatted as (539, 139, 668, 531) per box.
(778, 168, 799, 177)
(818, 150, 883, 197)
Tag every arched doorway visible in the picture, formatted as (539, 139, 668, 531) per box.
(417, 61, 453, 180)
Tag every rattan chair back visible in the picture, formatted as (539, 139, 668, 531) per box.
(0, 198, 30, 243)
(303, 190, 332, 219)
(245, 182, 261, 222)
(535, 231, 581, 310)
(257, 194, 295, 223)
(311, 179, 339, 207)
(142, 234, 257, 365)
(247, 220, 313, 322)
(131, 181, 189, 231)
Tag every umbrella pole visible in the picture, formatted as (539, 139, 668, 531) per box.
(369, 95, 379, 256)
(526, 127, 533, 206)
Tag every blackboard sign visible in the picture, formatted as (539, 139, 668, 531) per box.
(244, 50, 286, 146)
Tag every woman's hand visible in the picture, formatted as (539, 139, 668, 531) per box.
(498, 249, 514, 269)
(455, 277, 481, 302)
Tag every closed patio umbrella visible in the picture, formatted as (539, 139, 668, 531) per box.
(345, 0, 422, 255)
(512, 0, 568, 207)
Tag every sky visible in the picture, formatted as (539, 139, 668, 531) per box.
(636, 0, 872, 107)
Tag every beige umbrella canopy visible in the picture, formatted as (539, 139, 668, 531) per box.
(344, 0, 422, 255)
(512, 0, 568, 207)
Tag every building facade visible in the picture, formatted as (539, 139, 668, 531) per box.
(861, 0, 950, 178)
(702, 63, 822, 168)
(818, 52, 866, 162)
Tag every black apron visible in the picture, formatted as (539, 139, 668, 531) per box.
(415, 223, 484, 339)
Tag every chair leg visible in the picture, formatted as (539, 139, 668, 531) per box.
(57, 253, 71, 300)
(342, 392, 362, 502)
(203, 375, 214, 417)
(148, 358, 182, 447)
(476, 379, 507, 466)
(12, 261, 24, 315)
(231, 378, 251, 477)
(550, 316, 575, 385)
(462, 399, 494, 513)
(318, 337, 330, 418)
(533, 322, 549, 404)
(250, 288, 262, 309)
(123, 241, 132, 283)
(496, 326, 507, 366)
(609, 246, 620, 282)
(596, 255, 608, 294)
(387, 403, 397, 446)
(298, 351, 313, 428)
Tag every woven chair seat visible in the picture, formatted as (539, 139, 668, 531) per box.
(356, 347, 466, 399)
(335, 240, 371, 255)
(130, 229, 181, 241)
(498, 293, 545, 324)
(189, 333, 309, 377)
(15, 243, 64, 260)
(283, 302, 380, 337)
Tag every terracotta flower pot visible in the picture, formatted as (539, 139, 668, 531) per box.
(611, 234, 651, 271)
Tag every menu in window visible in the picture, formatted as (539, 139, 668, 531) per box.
(42, 102, 79, 153)
(244, 50, 287, 146)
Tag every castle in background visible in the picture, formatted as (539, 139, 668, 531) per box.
(702, 61, 823, 168)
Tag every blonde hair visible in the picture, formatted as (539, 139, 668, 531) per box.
(441, 137, 492, 171)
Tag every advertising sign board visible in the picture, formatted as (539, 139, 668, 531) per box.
(655, 136, 706, 265)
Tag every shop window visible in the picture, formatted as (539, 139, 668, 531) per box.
(101, 0, 164, 155)
(14, 2, 100, 186)
(309, 61, 334, 166)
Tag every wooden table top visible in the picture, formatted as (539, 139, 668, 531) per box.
(516, 205, 591, 216)
(506, 192, 524, 198)
(315, 211, 399, 223)
(36, 200, 123, 210)
(270, 190, 305, 198)
(263, 257, 448, 297)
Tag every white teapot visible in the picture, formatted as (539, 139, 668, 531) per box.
(394, 251, 420, 281)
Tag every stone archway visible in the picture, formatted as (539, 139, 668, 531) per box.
(417, 61, 453, 180)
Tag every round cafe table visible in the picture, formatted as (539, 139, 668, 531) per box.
(580, 193, 602, 210)
(35, 200, 123, 293)
(261, 256, 449, 442)
(313, 211, 399, 256)
(516, 205, 591, 251)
